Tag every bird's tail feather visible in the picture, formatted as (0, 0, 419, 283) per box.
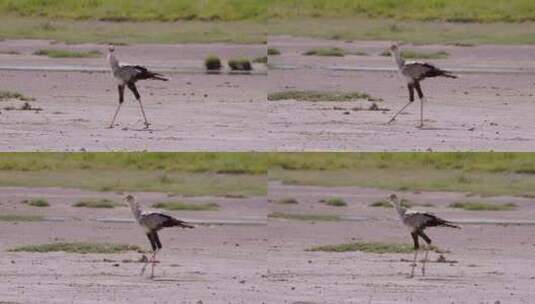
(441, 221, 461, 229)
(151, 74, 168, 81)
(174, 220, 194, 229)
(441, 71, 457, 79)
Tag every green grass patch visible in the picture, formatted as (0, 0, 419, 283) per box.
(268, 17, 535, 45)
(8, 242, 142, 254)
(268, 48, 281, 55)
(152, 201, 220, 211)
(0, 91, 35, 102)
(0, 17, 264, 44)
(268, 90, 382, 102)
(449, 202, 517, 211)
(370, 198, 415, 208)
(73, 199, 121, 208)
(0, 214, 43, 222)
(0, 153, 267, 174)
(268, 1, 535, 23)
(253, 56, 268, 64)
(0, 1, 267, 22)
(27, 198, 50, 207)
(0, 170, 265, 197)
(33, 49, 102, 58)
(228, 58, 253, 71)
(319, 197, 347, 207)
(381, 50, 449, 59)
(307, 242, 416, 253)
(204, 55, 222, 71)
(303, 47, 346, 57)
(268, 212, 340, 222)
(274, 197, 299, 204)
(0, 50, 20, 55)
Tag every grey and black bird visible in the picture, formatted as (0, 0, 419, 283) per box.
(387, 44, 457, 128)
(125, 194, 193, 278)
(389, 194, 460, 277)
(107, 45, 168, 129)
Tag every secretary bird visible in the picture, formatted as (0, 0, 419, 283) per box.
(388, 194, 460, 277)
(387, 44, 457, 128)
(107, 45, 168, 129)
(125, 195, 193, 278)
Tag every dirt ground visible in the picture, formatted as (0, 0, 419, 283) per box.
(0, 40, 266, 151)
(0, 187, 268, 304)
(2, 184, 534, 303)
(267, 182, 535, 303)
(268, 37, 535, 151)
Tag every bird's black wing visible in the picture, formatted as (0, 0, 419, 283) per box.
(420, 63, 457, 79)
(420, 212, 460, 229)
(143, 212, 194, 230)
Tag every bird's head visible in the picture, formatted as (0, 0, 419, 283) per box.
(108, 44, 115, 53)
(124, 194, 135, 205)
(389, 44, 399, 52)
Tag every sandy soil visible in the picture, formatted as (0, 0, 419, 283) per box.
(0, 40, 266, 151)
(0, 187, 268, 304)
(266, 183, 535, 303)
(268, 37, 535, 151)
(2, 184, 535, 303)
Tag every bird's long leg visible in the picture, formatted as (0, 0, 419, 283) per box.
(388, 84, 414, 124)
(127, 83, 150, 129)
(419, 231, 432, 276)
(410, 249, 419, 278)
(409, 232, 419, 278)
(150, 249, 158, 279)
(414, 82, 425, 128)
(109, 85, 125, 128)
(422, 246, 430, 276)
(142, 233, 157, 277)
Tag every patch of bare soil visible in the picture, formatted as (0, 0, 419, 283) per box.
(266, 183, 535, 303)
(0, 187, 268, 303)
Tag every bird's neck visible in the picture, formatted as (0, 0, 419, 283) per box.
(392, 202, 406, 217)
(107, 53, 120, 71)
(129, 203, 143, 221)
(391, 50, 405, 70)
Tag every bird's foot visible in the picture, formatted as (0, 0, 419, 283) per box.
(417, 124, 424, 129)
(107, 124, 114, 129)
(144, 122, 151, 129)
(387, 118, 396, 124)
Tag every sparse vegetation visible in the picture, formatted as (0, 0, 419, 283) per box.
(0, 91, 35, 102)
(268, 48, 281, 56)
(0, 50, 20, 55)
(449, 202, 517, 211)
(381, 49, 449, 59)
(267, 1, 535, 23)
(253, 56, 268, 64)
(307, 242, 437, 253)
(204, 55, 222, 71)
(268, 212, 340, 221)
(73, 199, 121, 208)
(8, 242, 142, 254)
(268, 90, 382, 102)
(370, 198, 416, 208)
(33, 49, 102, 58)
(303, 47, 346, 57)
(228, 58, 252, 71)
(0, 214, 43, 222)
(152, 201, 220, 211)
(0, 1, 268, 22)
(27, 198, 50, 207)
(268, 153, 535, 198)
(275, 197, 299, 204)
(319, 197, 347, 207)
